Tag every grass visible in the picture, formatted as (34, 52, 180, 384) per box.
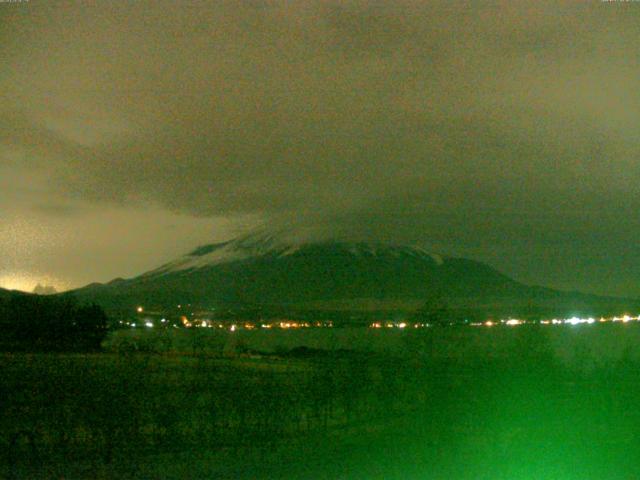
(3, 326, 640, 478)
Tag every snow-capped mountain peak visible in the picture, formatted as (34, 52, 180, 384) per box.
(141, 230, 446, 278)
(140, 229, 294, 277)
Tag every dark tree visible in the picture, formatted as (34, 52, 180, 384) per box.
(0, 294, 109, 352)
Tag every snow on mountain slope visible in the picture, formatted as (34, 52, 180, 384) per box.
(141, 230, 447, 278)
(68, 228, 640, 318)
(140, 231, 291, 277)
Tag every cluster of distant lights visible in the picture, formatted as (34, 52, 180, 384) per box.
(127, 307, 333, 331)
(130, 307, 640, 331)
(471, 315, 640, 327)
(121, 319, 169, 329)
(185, 319, 334, 331)
(370, 315, 640, 329)
(370, 322, 429, 329)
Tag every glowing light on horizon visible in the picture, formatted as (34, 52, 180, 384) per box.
(0, 272, 67, 293)
(565, 317, 596, 325)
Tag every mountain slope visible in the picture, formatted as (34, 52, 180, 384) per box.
(70, 231, 640, 318)
(0, 287, 30, 300)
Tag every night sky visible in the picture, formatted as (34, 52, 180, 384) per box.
(1, 1, 639, 297)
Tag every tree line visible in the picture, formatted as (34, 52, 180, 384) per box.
(0, 293, 108, 351)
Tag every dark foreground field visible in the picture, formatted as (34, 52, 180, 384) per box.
(3, 326, 640, 479)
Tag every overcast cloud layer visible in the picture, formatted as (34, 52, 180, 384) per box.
(1, 1, 640, 296)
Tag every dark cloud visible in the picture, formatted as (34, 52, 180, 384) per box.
(29, 203, 82, 218)
(1, 1, 640, 295)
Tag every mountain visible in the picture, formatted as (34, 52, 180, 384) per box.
(0, 287, 13, 300)
(0, 287, 30, 300)
(69, 230, 640, 319)
(33, 284, 58, 295)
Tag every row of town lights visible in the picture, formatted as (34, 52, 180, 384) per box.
(134, 307, 640, 330)
(133, 307, 334, 331)
(471, 315, 640, 327)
